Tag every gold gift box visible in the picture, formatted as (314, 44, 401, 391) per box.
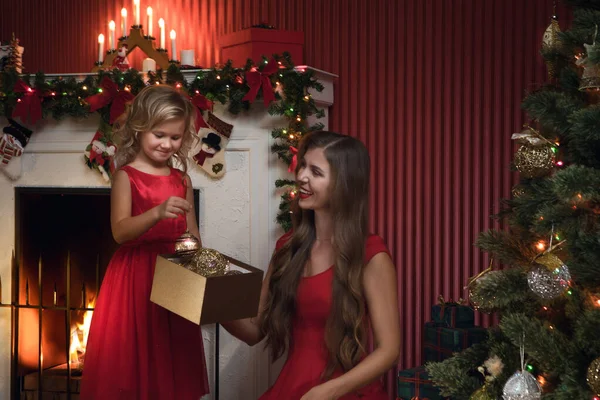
(150, 253, 264, 325)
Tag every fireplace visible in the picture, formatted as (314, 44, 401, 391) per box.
(6, 186, 203, 400)
(8, 187, 114, 400)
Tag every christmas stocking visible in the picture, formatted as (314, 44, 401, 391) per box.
(1, 118, 32, 180)
(192, 112, 233, 179)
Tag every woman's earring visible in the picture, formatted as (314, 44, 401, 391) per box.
(134, 131, 139, 140)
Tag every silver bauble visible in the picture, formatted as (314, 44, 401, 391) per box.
(503, 370, 542, 400)
(527, 255, 571, 300)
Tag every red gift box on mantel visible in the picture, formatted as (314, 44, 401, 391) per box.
(218, 28, 304, 67)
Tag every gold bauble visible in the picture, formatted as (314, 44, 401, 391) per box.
(514, 145, 555, 179)
(470, 385, 494, 400)
(184, 248, 228, 277)
(587, 357, 600, 395)
(542, 17, 562, 79)
(174, 230, 200, 256)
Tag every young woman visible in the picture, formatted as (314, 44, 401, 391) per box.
(223, 130, 400, 400)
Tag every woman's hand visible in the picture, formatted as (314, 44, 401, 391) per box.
(299, 382, 338, 400)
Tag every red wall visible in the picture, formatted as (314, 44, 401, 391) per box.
(1, 0, 569, 390)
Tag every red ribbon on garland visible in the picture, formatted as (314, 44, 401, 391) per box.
(12, 80, 43, 125)
(242, 58, 279, 106)
(288, 146, 298, 173)
(190, 92, 214, 129)
(84, 76, 135, 124)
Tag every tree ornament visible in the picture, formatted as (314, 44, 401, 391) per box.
(511, 128, 555, 179)
(527, 253, 571, 300)
(577, 26, 600, 92)
(466, 261, 497, 314)
(542, 13, 562, 79)
(470, 385, 494, 400)
(587, 357, 600, 395)
(184, 247, 229, 277)
(503, 336, 542, 400)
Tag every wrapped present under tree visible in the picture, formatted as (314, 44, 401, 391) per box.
(397, 366, 446, 400)
(423, 322, 488, 363)
(431, 295, 474, 328)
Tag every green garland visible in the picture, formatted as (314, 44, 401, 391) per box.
(0, 52, 323, 231)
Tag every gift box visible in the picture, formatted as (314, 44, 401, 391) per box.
(397, 366, 445, 400)
(431, 296, 474, 328)
(150, 253, 263, 325)
(423, 322, 487, 362)
(218, 28, 304, 67)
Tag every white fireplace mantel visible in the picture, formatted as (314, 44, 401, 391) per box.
(0, 67, 336, 400)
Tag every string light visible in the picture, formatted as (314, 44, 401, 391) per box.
(82, 86, 88, 91)
(289, 134, 295, 140)
(296, 115, 302, 122)
(175, 83, 182, 88)
(216, 75, 221, 80)
(98, 88, 103, 93)
(556, 161, 564, 166)
(195, 90, 200, 94)
(51, 92, 56, 96)
(536, 241, 547, 251)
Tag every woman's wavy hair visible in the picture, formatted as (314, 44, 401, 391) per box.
(113, 84, 196, 175)
(260, 130, 371, 379)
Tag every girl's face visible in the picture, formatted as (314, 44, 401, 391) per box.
(139, 119, 185, 165)
(296, 147, 332, 211)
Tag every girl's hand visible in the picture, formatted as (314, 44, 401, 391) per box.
(156, 196, 191, 220)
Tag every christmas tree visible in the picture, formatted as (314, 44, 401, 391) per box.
(427, 1, 600, 399)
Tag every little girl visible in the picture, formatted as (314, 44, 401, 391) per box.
(80, 85, 209, 400)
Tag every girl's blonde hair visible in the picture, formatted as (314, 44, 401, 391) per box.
(113, 84, 197, 175)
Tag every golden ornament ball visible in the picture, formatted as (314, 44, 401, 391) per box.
(587, 357, 600, 395)
(470, 385, 494, 400)
(513, 145, 555, 179)
(184, 247, 229, 277)
(174, 230, 201, 257)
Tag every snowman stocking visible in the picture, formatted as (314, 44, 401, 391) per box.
(0, 118, 33, 180)
(192, 112, 233, 179)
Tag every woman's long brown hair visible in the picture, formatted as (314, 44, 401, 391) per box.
(260, 131, 371, 379)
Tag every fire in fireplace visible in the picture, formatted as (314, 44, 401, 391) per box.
(6, 186, 201, 400)
(9, 187, 116, 400)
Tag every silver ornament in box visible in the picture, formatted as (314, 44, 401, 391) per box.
(503, 370, 541, 400)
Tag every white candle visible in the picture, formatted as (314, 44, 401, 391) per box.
(170, 30, 177, 60)
(109, 20, 115, 50)
(143, 58, 156, 72)
(98, 34, 105, 63)
(158, 18, 165, 49)
(133, 0, 140, 26)
(180, 49, 194, 66)
(147, 7, 153, 37)
(121, 8, 128, 37)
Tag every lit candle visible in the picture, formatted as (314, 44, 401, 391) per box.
(98, 34, 105, 63)
(170, 30, 177, 61)
(109, 20, 115, 50)
(121, 8, 128, 37)
(146, 7, 153, 37)
(158, 18, 165, 49)
(133, 0, 140, 26)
